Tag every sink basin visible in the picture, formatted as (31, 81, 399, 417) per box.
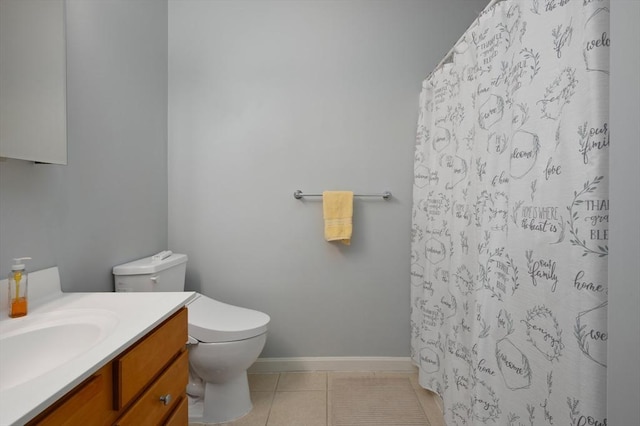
(0, 309, 119, 392)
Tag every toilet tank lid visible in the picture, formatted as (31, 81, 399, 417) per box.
(112, 253, 188, 275)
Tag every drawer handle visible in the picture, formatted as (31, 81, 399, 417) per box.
(159, 394, 172, 406)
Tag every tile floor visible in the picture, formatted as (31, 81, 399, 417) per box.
(189, 371, 445, 426)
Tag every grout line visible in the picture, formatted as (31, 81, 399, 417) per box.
(273, 372, 281, 392)
(410, 385, 430, 426)
(435, 392, 444, 415)
(325, 372, 329, 426)
(263, 373, 279, 426)
(263, 391, 275, 426)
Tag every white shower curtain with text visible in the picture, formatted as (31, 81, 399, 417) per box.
(411, 1, 609, 425)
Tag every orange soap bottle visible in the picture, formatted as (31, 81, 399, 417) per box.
(8, 257, 31, 318)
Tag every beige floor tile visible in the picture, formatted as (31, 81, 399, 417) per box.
(327, 371, 376, 390)
(407, 372, 421, 389)
(267, 390, 326, 426)
(373, 371, 417, 382)
(276, 372, 327, 391)
(408, 370, 445, 422)
(249, 373, 280, 392)
(414, 387, 445, 426)
(218, 391, 274, 426)
(328, 377, 431, 426)
(195, 370, 443, 426)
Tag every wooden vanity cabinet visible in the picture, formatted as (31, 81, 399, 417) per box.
(28, 307, 188, 426)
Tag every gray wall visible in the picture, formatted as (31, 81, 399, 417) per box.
(0, 0, 168, 291)
(168, 0, 487, 357)
(608, 1, 640, 423)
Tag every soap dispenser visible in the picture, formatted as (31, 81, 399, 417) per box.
(8, 257, 31, 318)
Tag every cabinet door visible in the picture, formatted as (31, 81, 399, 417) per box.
(0, 0, 67, 164)
(27, 363, 118, 426)
(163, 396, 188, 426)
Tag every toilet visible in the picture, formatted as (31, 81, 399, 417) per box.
(112, 253, 270, 424)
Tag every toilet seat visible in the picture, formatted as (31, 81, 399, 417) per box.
(186, 293, 270, 343)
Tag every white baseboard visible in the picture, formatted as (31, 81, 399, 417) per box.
(248, 357, 415, 373)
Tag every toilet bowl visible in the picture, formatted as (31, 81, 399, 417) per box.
(112, 253, 270, 424)
(185, 293, 269, 423)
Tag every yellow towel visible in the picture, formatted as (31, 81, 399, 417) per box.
(323, 191, 354, 245)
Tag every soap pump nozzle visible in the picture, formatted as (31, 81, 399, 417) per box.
(11, 257, 32, 272)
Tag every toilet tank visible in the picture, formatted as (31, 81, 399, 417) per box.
(113, 253, 188, 292)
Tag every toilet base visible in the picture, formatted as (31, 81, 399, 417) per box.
(188, 372, 253, 424)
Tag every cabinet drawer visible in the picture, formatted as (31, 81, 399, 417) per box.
(114, 307, 187, 409)
(29, 363, 117, 426)
(115, 350, 189, 426)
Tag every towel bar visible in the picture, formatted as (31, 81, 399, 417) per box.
(293, 190, 391, 200)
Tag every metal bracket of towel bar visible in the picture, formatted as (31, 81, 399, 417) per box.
(293, 190, 392, 200)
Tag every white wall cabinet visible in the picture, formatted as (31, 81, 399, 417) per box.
(0, 0, 67, 164)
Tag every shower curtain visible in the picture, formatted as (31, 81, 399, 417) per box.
(410, 1, 609, 425)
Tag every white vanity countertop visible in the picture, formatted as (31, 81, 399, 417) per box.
(0, 291, 195, 425)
